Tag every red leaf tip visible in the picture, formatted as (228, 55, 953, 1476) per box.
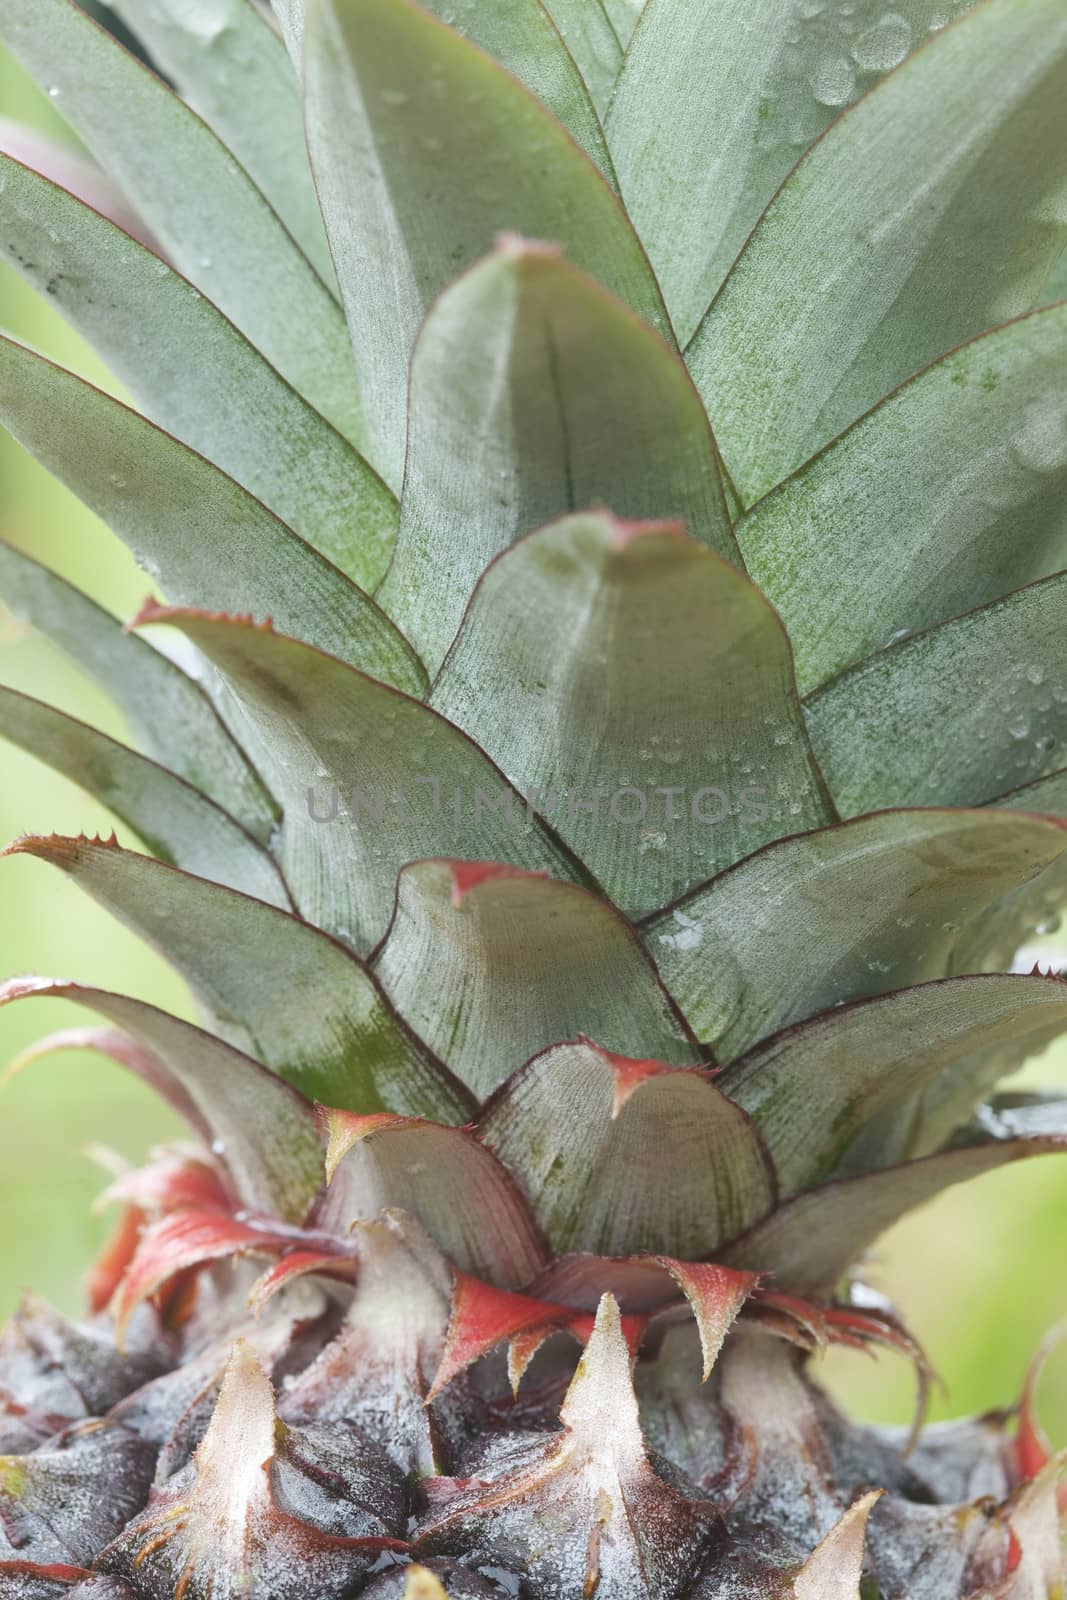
(128, 598, 276, 635)
(577, 1038, 691, 1118)
(441, 860, 548, 907)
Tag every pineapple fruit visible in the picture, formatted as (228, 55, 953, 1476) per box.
(0, 0, 1067, 1595)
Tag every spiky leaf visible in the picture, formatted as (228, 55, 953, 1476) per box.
(609, 0, 976, 344)
(303, 0, 670, 485)
(0, 539, 274, 837)
(135, 610, 579, 950)
(740, 304, 1067, 694)
(688, 0, 1067, 503)
(103, 0, 335, 282)
(722, 974, 1067, 1191)
(0, 0, 360, 443)
(0, 689, 288, 903)
(0, 338, 420, 688)
(644, 808, 1067, 1058)
(433, 512, 831, 912)
(0, 156, 394, 591)
(6, 835, 471, 1121)
(479, 1038, 774, 1256)
(381, 244, 737, 672)
(373, 862, 699, 1097)
(805, 573, 1067, 813)
(0, 980, 323, 1221)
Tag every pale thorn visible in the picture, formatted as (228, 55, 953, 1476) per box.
(793, 1490, 883, 1599)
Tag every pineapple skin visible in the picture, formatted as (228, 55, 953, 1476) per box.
(1, 0, 1067, 1597)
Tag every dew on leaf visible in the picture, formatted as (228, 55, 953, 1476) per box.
(810, 54, 856, 106)
(850, 13, 911, 73)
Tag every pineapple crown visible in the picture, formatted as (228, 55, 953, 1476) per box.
(0, 0, 1066, 1596)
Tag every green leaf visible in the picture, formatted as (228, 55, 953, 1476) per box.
(0, 979, 323, 1222)
(537, 0, 622, 119)
(373, 861, 700, 1099)
(740, 304, 1067, 695)
(993, 766, 1067, 818)
(135, 611, 581, 952)
(0, 154, 395, 592)
(271, 0, 305, 61)
(688, 0, 1067, 504)
(0, 686, 290, 906)
(382, 242, 737, 673)
(432, 512, 831, 915)
(6, 834, 472, 1123)
(0, 538, 274, 839)
(303, 0, 670, 488)
(404, 0, 614, 183)
(0, 0, 360, 446)
(948, 774, 1067, 977)
(321, 1109, 548, 1287)
(724, 1134, 1067, 1294)
(609, 0, 976, 345)
(104, 0, 336, 285)
(804, 573, 1067, 814)
(479, 1038, 774, 1256)
(723, 974, 1067, 1193)
(0, 337, 422, 692)
(643, 808, 1067, 1060)
(1038, 246, 1067, 308)
(600, 0, 643, 48)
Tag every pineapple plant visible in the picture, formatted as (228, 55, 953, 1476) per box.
(1, 0, 1067, 1592)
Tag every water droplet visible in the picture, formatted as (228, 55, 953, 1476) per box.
(810, 55, 856, 106)
(1027, 665, 1046, 686)
(850, 12, 911, 72)
(47, 85, 61, 98)
(1008, 715, 1031, 740)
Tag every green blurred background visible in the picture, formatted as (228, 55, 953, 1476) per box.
(1, 42, 1065, 1443)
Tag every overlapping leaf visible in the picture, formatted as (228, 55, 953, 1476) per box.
(433, 512, 830, 912)
(688, 0, 1067, 503)
(0, 0, 360, 444)
(321, 1110, 549, 1286)
(726, 1133, 1067, 1294)
(740, 304, 1067, 694)
(805, 573, 1067, 814)
(105, 0, 335, 283)
(0, 688, 288, 905)
(994, 767, 1067, 819)
(0, 980, 323, 1221)
(395, 0, 613, 181)
(644, 809, 1067, 1059)
(722, 974, 1067, 1192)
(609, 0, 976, 344)
(372, 862, 700, 1096)
(303, 0, 670, 487)
(382, 245, 736, 672)
(0, 338, 420, 690)
(0, 156, 394, 591)
(0, 114, 151, 241)
(537, 0, 622, 118)
(479, 1039, 774, 1256)
(0, 539, 273, 837)
(134, 611, 578, 952)
(7, 835, 471, 1122)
